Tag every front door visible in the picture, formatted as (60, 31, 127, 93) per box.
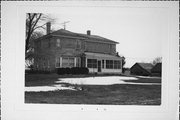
(98, 60, 101, 72)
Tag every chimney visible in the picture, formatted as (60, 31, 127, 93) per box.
(87, 30, 91, 35)
(46, 22, 51, 34)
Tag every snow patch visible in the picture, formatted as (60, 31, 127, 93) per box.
(25, 76, 160, 92)
(56, 76, 138, 85)
(25, 84, 76, 92)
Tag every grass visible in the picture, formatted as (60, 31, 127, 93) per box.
(25, 74, 60, 87)
(25, 73, 161, 105)
(25, 73, 123, 86)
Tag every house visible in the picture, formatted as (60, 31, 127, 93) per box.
(130, 63, 154, 76)
(151, 63, 162, 76)
(33, 22, 123, 74)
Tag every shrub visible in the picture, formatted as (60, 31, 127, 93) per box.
(56, 67, 89, 75)
(70, 67, 77, 74)
(56, 68, 66, 75)
(25, 70, 51, 74)
(81, 67, 89, 74)
(56, 67, 72, 75)
(66, 68, 71, 74)
(71, 67, 89, 75)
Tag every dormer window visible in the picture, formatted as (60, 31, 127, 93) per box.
(56, 39, 61, 47)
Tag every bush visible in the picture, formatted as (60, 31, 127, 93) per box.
(71, 67, 89, 75)
(81, 67, 89, 74)
(25, 70, 51, 74)
(57, 68, 66, 75)
(71, 67, 79, 74)
(56, 67, 89, 75)
(66, 68, 71, 74)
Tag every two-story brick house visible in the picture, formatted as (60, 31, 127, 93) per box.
(33, 22, 123, 74)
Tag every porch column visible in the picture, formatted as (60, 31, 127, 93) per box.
(121, 59, 123, 70)
(104, 59, 106, 69)
(60, 57, 62, 67)
(85, 58, 87, 67)
(74, 57, 76, 67)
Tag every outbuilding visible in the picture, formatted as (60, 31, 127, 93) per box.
(151, 63, 162, 76)
(130, 63, 154, 76)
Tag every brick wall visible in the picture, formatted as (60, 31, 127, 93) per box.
(85, 41, 116, 55)
(34, 35, 117, 71)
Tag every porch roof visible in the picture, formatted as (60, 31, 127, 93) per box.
(85, 52, 122, 60)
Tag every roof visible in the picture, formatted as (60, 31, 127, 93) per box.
(151, 63, 162, 72)
(85, 52, 122, 60)
(35, 29, 118, 44)
(137, 63, 154, 72)
(131, 63, 154, 73)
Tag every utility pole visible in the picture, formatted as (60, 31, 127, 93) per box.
(61, 21, 70, 30)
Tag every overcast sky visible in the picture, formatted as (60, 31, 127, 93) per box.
(45, 7, 167, 68)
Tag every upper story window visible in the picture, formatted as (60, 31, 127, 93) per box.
(76, 40, 81, 49)
(56, 39, 61, 47)
(48, 39, 51, 48)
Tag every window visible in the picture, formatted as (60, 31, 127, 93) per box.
(114, 60, 121, 69)
(68, 58, 75, 67)
(35, 58, 39, 68)
(106, 60, 113, 69)
(56, 39, 61, 47)
(55, 57, 60, 68)
(62, 57, 75, 68)
(102, 60, 104, 68)
(47, 59, 50, 68)
(87, 59, 97, 68)
(76, 40, 81, 49)
(41, 40, 48, 48)
(76, 57, 81, 67)
(42, 58, 46, 68)
(37, 41, 41, 49)
(48, 39, 51, 48)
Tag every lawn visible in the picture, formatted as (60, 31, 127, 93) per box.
(25, 74, 161, 105)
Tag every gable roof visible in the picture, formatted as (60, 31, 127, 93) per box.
(35, 29, 118, 44)
(131, 62, 154, 74)
(136, 63, 154, 73)
(151, 63, 162, 73)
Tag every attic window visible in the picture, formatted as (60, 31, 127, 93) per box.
(57, 39, 61, 47)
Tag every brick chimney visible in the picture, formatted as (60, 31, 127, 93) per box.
(87, 30, 91, 35)
(46, 22, 51, 34)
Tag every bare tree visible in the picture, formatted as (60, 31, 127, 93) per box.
(152, 57, 162, 65)
(25, 13, 55, 68)
(116, 52, 126, 73)
(26, 13, 42, 53)
(26, 13, 55, 54)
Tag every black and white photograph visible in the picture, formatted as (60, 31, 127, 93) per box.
(1, 1, 179, 120)
(25, 7, 164, 105)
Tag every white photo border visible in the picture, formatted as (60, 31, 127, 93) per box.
(1, 1, 179, 120)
